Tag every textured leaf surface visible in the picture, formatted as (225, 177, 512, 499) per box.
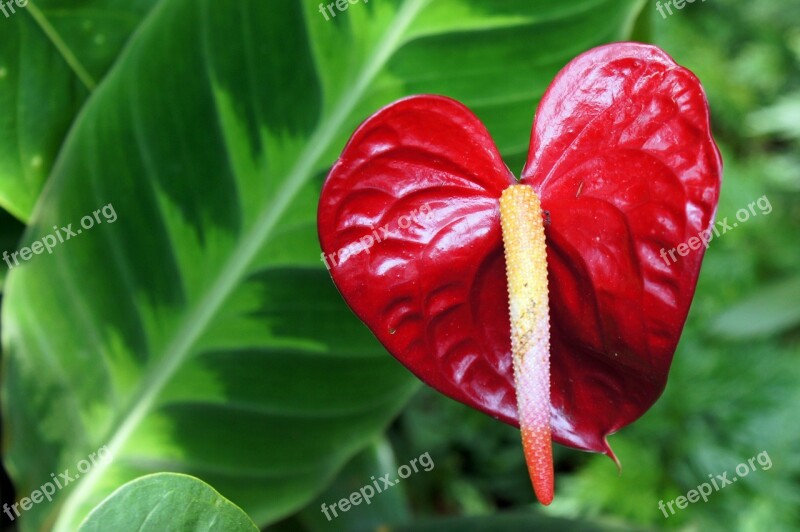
(0, 0, 157, 221)
(1, 0, 647, 530)
(318, 44, 721, 455)
(78, 473, 258, 531)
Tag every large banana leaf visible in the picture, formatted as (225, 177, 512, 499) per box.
(1, 0, 645, 529)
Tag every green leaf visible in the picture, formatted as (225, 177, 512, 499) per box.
(0, 0, 158, 222)
(711, 275, 800, 339)
(77, 473, 258, 532)
(1, 0, 646, 530)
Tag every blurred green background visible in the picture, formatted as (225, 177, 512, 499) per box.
(1, 0, 798, 530)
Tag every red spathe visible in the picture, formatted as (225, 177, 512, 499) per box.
(317, 43, 722, 457)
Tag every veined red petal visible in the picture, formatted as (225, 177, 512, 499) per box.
(317, 43, 722, 455)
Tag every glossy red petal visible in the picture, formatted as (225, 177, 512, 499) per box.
(318, 43, 721, 455)
(522, 43, 722, 452)
(318, 95, 518, 420)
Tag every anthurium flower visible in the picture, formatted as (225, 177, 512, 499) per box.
(317, 42, 722, 504)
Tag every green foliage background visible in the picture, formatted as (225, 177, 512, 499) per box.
(1, 0, 798, 530)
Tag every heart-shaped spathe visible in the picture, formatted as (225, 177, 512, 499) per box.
(317, 43, 722, 456)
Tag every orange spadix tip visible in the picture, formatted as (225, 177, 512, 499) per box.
(522, 426, 554, 505)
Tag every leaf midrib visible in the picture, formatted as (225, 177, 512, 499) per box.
(52, 0, 430, 528)
(25, 1, 97, 90)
